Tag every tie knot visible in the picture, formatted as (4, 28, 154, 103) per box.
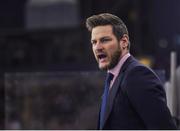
(106, 73, 114, 83)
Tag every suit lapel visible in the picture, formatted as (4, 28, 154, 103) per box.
(101, 56, 134, 128)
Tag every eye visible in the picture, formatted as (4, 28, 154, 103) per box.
(100, 38, 112, 43)
(91, 40, 96, 45)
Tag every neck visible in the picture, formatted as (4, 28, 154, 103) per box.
(120, 50, 129, 60)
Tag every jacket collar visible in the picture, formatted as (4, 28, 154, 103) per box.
(100, 56, 136, 129)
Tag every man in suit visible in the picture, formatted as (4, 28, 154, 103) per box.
(86, 13, 177, 129)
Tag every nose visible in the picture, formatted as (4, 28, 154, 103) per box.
(93, 42, 103, 51)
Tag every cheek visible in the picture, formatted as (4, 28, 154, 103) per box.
(92, 47, 95, 54)
(91, 45, 94, 52)
(92, 47, 97, 58)
(107, 44, 119, 56)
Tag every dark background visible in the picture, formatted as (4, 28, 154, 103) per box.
(0, 0, 180, 129)
(0, 0, 179, 74)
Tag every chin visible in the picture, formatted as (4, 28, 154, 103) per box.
(99, 64, 109, 71)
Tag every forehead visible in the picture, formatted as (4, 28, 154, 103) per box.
(91, 25, 114, 40)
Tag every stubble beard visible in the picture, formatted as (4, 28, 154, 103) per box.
(99, 48, 121, 71)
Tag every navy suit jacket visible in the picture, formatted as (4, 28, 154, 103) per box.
(98, 56, 177, 130)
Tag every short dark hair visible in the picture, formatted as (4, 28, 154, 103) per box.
(86, 13, 129, 41)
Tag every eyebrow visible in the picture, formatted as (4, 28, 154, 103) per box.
(91, 36, 111, 41)
(101, 36, 112, 40)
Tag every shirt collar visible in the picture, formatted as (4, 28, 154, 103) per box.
(108, 53, 131, 77)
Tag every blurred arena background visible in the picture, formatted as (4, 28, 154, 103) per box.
(0, 0, 180, 129)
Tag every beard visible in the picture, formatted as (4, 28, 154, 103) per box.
(108, 49, 121, 69)
(100, 47, 121, 71)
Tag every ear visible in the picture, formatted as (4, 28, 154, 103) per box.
(120, 34, 129, 49)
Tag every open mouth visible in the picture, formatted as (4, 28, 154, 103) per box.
(97, 54, 107, 62)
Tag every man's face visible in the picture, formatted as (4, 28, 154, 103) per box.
(91, 25, 122, 70)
